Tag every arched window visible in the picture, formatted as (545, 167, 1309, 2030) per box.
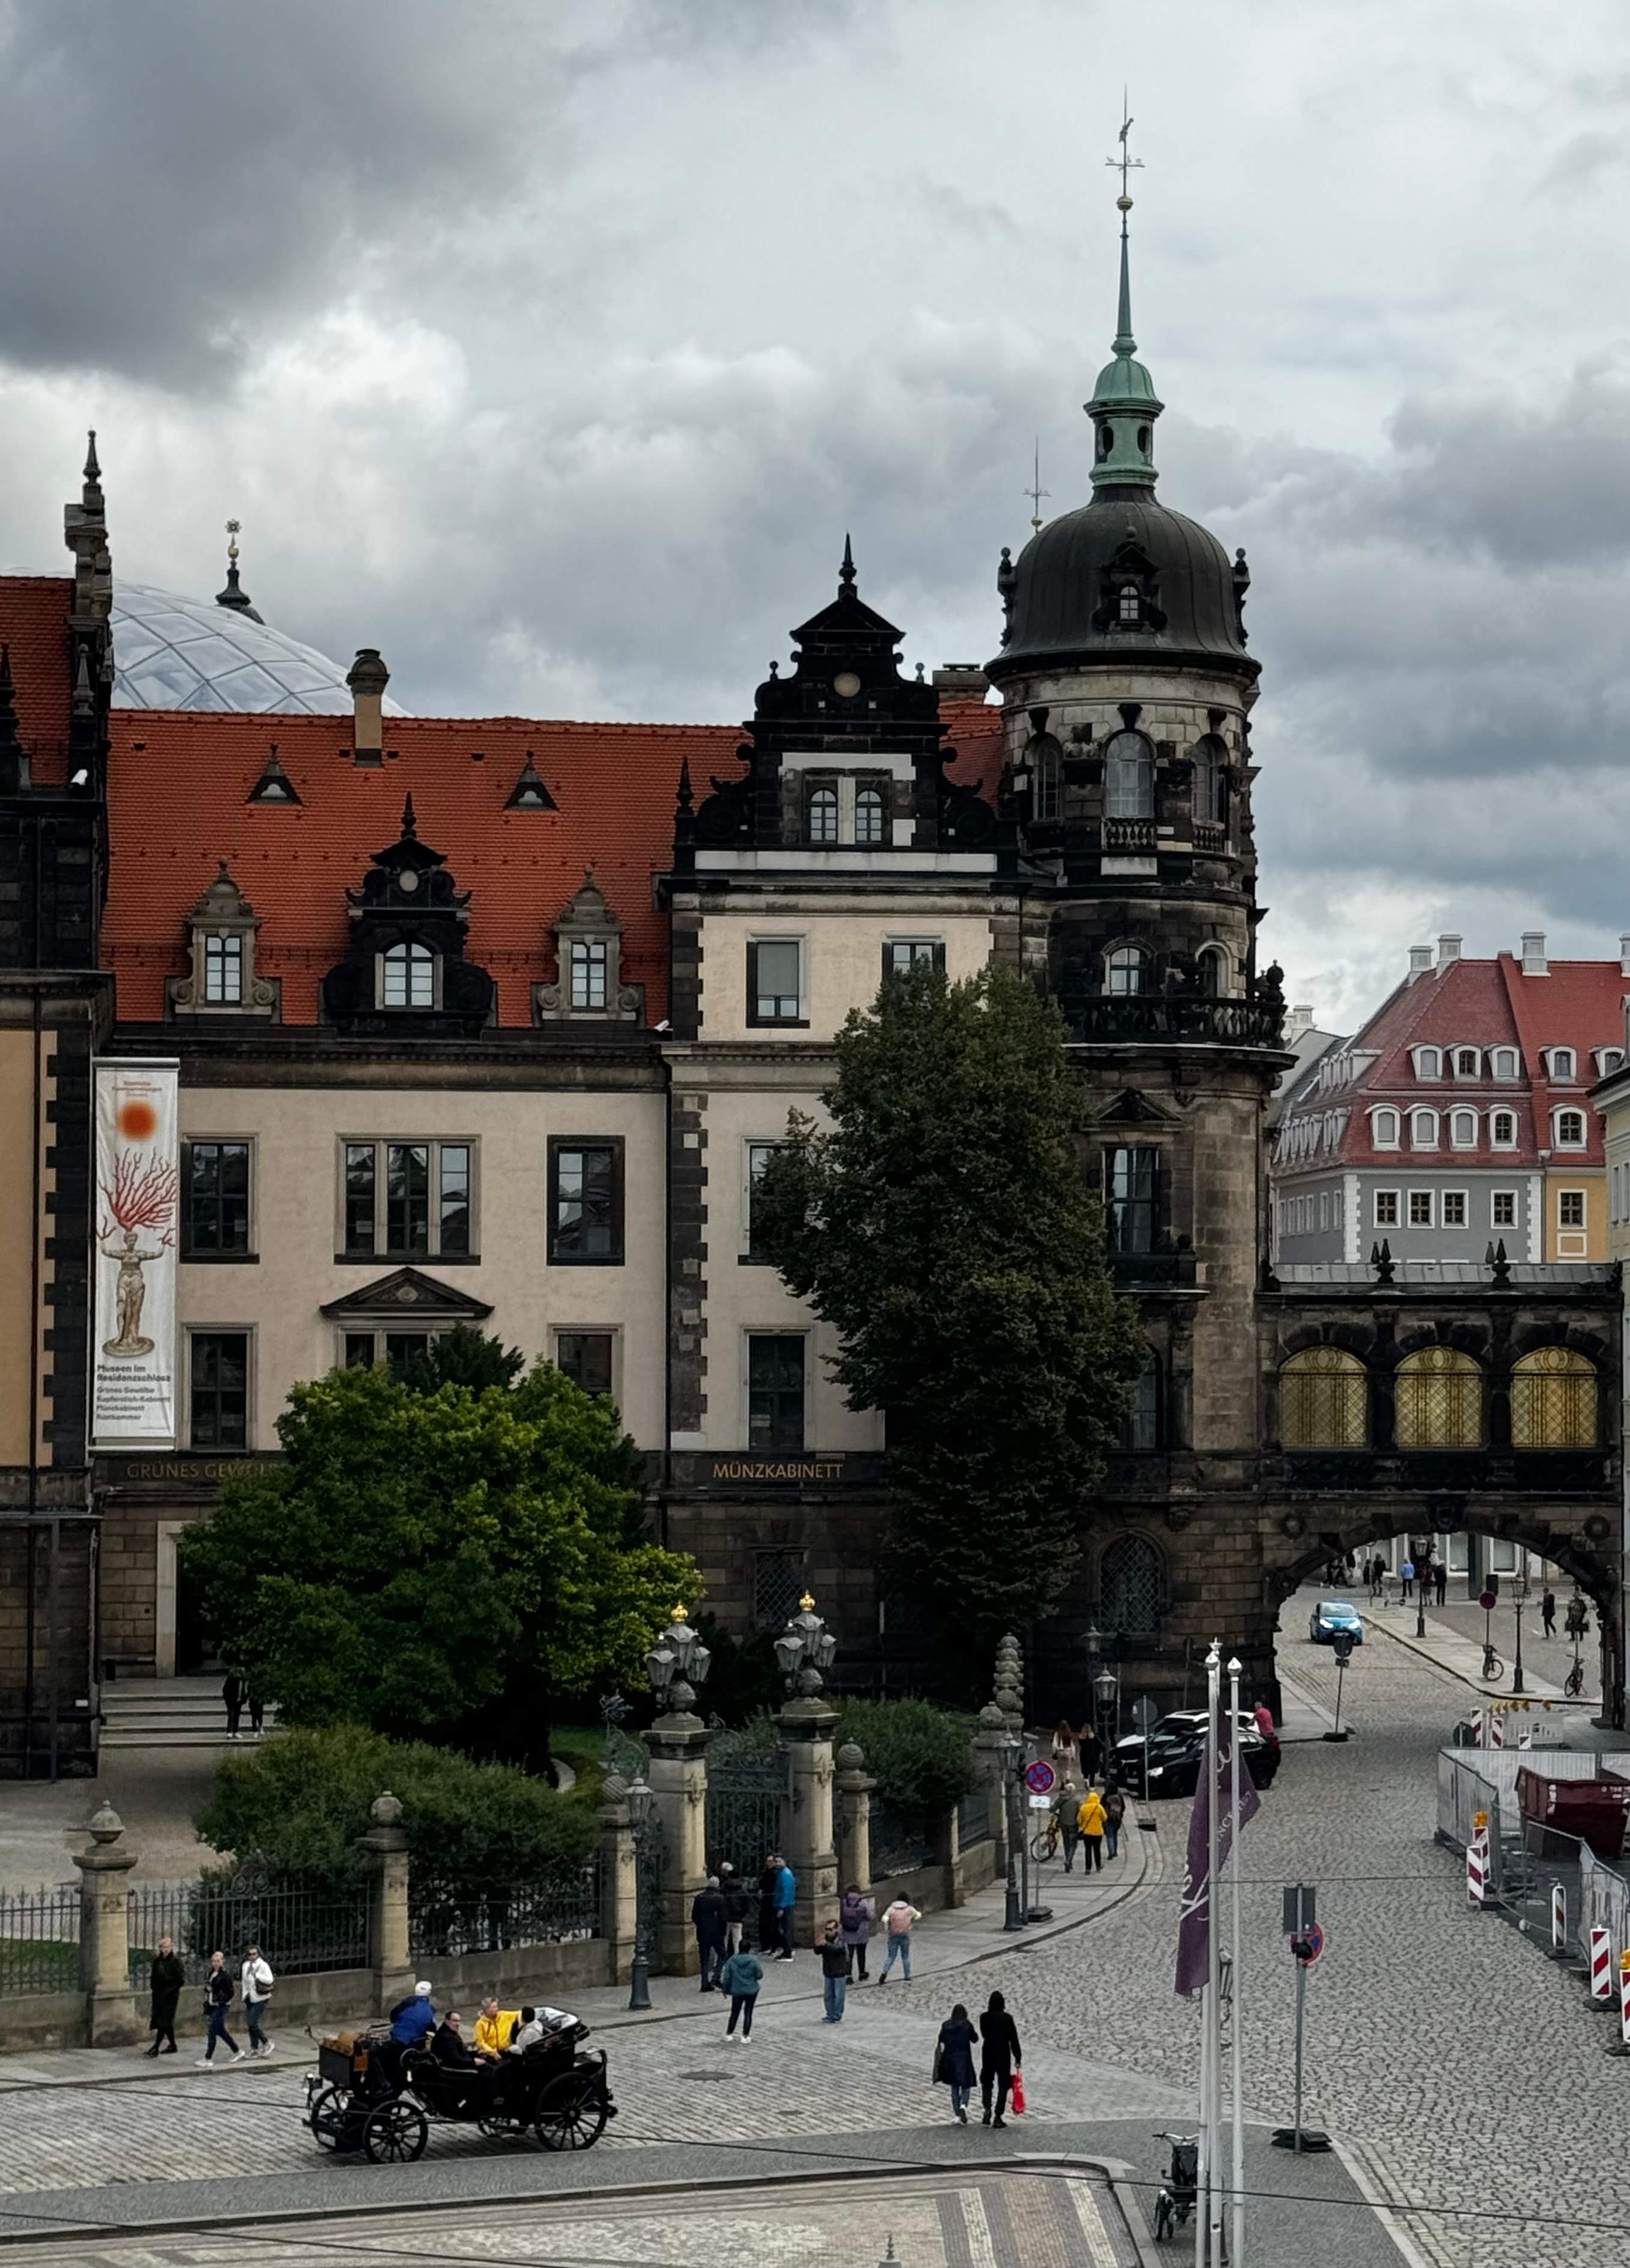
(1491, 1048, 1519, 1080)
(1033, 738, 1062, 822)
(1371, 1108, 1400, 1148)
(204, 933, 243, 1005)
(1491, 1110, 1517, 1147)
(1550, 1048, 1576, 1081)
(807, 785, 839, 843)
(1103, 730, 1155, 819)
(1554, 1109, 1586, 1148)
(1120, 1348, 1161, 1449)
(1413, 1047, 1442, 1080)
(1105, 944, 1147, 996)
(1450, 1108, 1478, 1149)
(1511, 1347, 1598, 1448)
(1454, 1048, 1480, 1077)
(380, 940, 434, 1009)
(1197, 944, 1231, 997)
(1117, 583, 1141, 625)
(854, 786, 887, 845)
(1410, 1108, 1438, 1149)
(1191, 735, 1229, 827)
(1394, 1346, 1484, 1448)
(1100, 1533, 1162, 1635)
(1278, 1348, 1367, 1448)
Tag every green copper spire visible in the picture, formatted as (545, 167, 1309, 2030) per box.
(1088, 106, 1162, 493)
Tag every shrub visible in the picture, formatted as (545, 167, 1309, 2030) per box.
(195, 1724, 596, 1895)
(835, 1696, 977, 1815)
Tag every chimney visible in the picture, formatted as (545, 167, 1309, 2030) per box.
(1520, 931, 1548, 976)
(1408, 945, 1433, 978)
(932, 663, 990, 703)
(346, 648, 389, 767)
(1436, 933, 1462, 973)
(1286, 1003, 1313, 1042)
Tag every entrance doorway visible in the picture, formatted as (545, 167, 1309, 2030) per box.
(156, 1520, 219, 1677)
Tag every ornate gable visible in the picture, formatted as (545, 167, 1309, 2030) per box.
(170, 861, 278, 1018)
(319, 796, 495, 1037)
(319, 1267, 493, 1323)
(533, 867, 643, 1024)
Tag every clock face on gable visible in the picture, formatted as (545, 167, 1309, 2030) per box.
(832, 671, 862, 699)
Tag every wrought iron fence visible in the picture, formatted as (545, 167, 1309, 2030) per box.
(870, 1799, 933, 1880)
(956, 1785, 992, 1849)
(128, 1874, 370, 1990)
(705, 1734, 787, 1878)
(0, 1885, 80, 1996)
(407, 1860, 601, 1963)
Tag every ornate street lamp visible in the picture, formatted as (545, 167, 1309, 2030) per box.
(625, 1772, 656, 2011)
(774, 1592, 838, 1698)
(644, 1604, 712, 1719)
(1094, 1663, 1119, 1771)
(1000, 1730, 1025, 1931)
(1512, 1563, 1530, 1696)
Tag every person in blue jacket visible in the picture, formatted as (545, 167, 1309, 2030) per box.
(771, 1854, 796, 1960)
(389, 1981, 437, 2047)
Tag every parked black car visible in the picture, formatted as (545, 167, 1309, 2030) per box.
(1114, 1710, 1277, 1800)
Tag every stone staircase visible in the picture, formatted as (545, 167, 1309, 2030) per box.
(99, 1676, 277, 1751)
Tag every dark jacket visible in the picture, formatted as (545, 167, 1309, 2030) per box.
(204, 1965, 234, 2010)
(721, 1875, 752, 1924)
(819, 1936, 849, 1978)
(222, 1674, 245, 1708)
(148, 1951, 185, 2026)
(936, 2017, 977, 2089)
(691, 1887, 728, 1942)
(1103, 1790, 1126, 1827)
(432, 2019, 476, 2068)
(979, 2006, 1021, 2074)
(719, 1949, 764, 1997)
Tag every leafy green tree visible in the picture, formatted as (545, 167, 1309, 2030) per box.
(178, 1359, 698, 1753)
(835, 1696, 977, 1815)
(399, 1324, 524, 1395)
(754, 963, 1144, 1650)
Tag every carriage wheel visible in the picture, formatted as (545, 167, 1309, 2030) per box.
(308, 2085, 356, 2153)
(362, 2098, 429, 2164)
(534, 2070, 609, 2151)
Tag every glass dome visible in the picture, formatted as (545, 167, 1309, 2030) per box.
(111, 582, 408, 715)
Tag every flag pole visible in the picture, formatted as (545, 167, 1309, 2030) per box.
(1204, 1639, 1222, 2266)
(1228, 1654, 1245, 2268)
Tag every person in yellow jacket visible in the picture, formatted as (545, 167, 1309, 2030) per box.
(473, 1999, 520, 2058)
(1076, 1787, 1107, 1875)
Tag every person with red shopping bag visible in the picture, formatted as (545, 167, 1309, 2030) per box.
(1010, 2064, 1027, 2114)
(978, 1990, 1021, 2126)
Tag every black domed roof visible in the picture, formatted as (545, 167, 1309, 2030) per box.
(989, 494, 1254, 680)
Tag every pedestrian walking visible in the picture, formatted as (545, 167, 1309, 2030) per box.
(1076, 1785, 1105, 1872)
(840, 1883, 875, 1979)
(1399, 1557, 1415, 1603)
(1056, 1780, 1082, 1872)
(819, 1920, 849, 2022)
(978, 1990, 1021, 2127)
(1541, 1589, 1557, 1639)
(1076, 1722, 1103, 1785)
(1050, 1720, 1078, 1776)
(1102, 1784, 1125, 1860)
(934, 2001, 978, 2124)
(144, 1934, 183, 2056)
(196, 1951, 243, 2067)
(1566, 1593, 1590, 1643)
(240, 1942, 275, 2058)
(878, 1894, 921, 1982)
(1434, 1561, 1448, 1607)
(771, 1853, 796, 1959)
(720, 1863, 751, 1952)
(221, 1671, 245, 1740)
(691, 1874, 728, 1991)
(719, 1943, 763, 2041)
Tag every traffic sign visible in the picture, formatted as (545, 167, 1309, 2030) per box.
(1479, 1589, 1498, 1613)
(1297, 1922, 1326, 1966)
(1281, 1883, 1317, 1934)
(1131, 1695, 1161, 1734)
(1024, 1758, 1057, 1796)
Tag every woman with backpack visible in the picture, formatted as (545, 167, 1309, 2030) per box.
(839, 1883, 875, 1980)
(1102, 1784, 1126, 1861)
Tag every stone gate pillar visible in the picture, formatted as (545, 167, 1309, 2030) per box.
(355, 1790, 412, 2016)
(597, 1774, 638, 1985)
(647, 1713, 710, 1975)
(834, 1740, 875, 1895)
(973, 1702, 1012, 1877)
(74, 1801, 140, 2046)
(779, 1693, 838, 1946)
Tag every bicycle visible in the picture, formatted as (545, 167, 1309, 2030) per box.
(1564, 1656, 1586, 1699)
(1480, 1645, 1504, 1684)
(1028, 1812, 1061, 1865)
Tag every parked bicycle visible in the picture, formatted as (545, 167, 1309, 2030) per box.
(1564, 1654, 1587, 1699)
(1480, 1644, 1504, 1684)
(1152, 2129, 1198, 2241)
(1029, 1812, 1061, 1865)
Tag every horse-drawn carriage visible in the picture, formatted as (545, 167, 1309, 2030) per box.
(306, 2017, 615, 2162)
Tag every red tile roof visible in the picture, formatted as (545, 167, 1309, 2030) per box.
(0, 577, 73, 780)
(104, 697, 1005, 1027)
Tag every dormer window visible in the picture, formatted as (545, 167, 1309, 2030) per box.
(171, 860, 277, 1020)
(1409, 1107, 1438, 1149)
(1549, 1048, 1577, 1081)
(533, 869, 643, 1025)
(1491, 1047, 1519, 1080)
(205, 934, 243, 1004)
(1117, 583, 1141, 624)
(380, 940, 435, 1009)
(1453, 1048, 1480, 1077)
(854, 786, 887, 845)
(1598, 1048, 1625, 1077)
(1554, 1108, 1586, 1148)
(808, 785, 839, 844)
(1370, 1107, 1400, 1148)
(1412, 1047, 1442, 1080)
(570, 938, 608, 1011)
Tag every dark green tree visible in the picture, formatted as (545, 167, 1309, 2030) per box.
(178, 1359, 697, 1757)
(753, 962, 1144, 1649)
(398, 1324, 524, 1395)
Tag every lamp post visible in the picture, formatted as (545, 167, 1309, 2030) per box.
(1094, 1664, 1119, 1779)
(645, 1604, 713, 1722)
(773, 1592, 837, 1697)
(1000, 1732, 1025, 1930)
(1512, 1563, 1530, 1697)
(626, 1774, 656, 2011)
(1415, 1545, 1428, 1642)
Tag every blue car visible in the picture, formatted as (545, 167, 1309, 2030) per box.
(1309, 1598, 1364, 1646)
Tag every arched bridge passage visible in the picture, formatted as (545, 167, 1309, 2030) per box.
(1262, 1508, 1625, 1732)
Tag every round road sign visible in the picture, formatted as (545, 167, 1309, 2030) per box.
(1479, 1589, 1498, 1613)
(1024, 1759, 1057, 1797)
(1301, 1922, 1325, 1964)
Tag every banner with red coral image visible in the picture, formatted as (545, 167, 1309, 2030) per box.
(92, 1059, 180, 1446)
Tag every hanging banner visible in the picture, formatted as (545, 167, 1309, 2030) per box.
(93, 1059, 180, 1446)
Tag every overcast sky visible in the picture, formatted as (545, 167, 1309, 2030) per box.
(1, 0, 1627, 1026)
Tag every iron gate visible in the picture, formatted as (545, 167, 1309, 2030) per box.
(705, 1735, 788, 1881)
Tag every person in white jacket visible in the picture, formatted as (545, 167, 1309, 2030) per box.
(240, 1945, 275, 2058)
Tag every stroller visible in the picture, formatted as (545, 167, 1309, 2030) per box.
(1152, 2130, 1198, 2242)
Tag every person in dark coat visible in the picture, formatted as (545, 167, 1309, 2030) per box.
(757, 1854, 780, 1955)
(221, 1672, 245, 1740)
(1542, 1589, 1557, 1639)
(432, 2012, 476, 2067)
(978, 1989, 1021, 2127)
(692, 1875, 728, 1992)
(935, 2001, 978, 2123)
(719, 1863, 751, 1952)
(144, 1934, 184, 2056)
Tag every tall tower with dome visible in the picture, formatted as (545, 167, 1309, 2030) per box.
(987, 146, 1294, 1707)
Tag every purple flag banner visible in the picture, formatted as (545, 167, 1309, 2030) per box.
(1174, 1696, 1261, 1997)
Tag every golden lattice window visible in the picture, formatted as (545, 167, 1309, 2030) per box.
(1279, 1348, 1367, 1447)
(1510, 1347, 1598, 1449)
(1394, 1346, 1483, 1448)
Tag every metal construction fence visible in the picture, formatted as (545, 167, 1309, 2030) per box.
(0, 1886, 80, 1996)
(127, 1875, 371, 1991)
(407, 1861, 601, 1963)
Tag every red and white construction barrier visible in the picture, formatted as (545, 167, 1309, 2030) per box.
(1619, 1953, 1630, 2049)
(1589, 1926, 1613, 2004)
(1467, 1817, 1490, 1906)
(1552, 1883, 1567, 1953)
(1472, 1710, 1505, 1750)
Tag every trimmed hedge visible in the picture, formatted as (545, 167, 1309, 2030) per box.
(717, 1696, 976, 1816)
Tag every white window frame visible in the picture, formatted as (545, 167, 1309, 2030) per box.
(1552, 1107, 1587, 1149)
(1450, 1046, 1481, 1079)
(1441, 1188, 1469, 1229)
(1449, 1108, 1478, 1150)
(376, 940, 438, 1011)
(1411, 1046, 1442, 1080)
(1407, 1188, 1434, 1228)
(569, 937, 609, 1012)
(1490, 1047, 1519, 1081)
(1374, 1188, 1400, 1227)
(1409, 1107, 1439, 1150)
(1548, 1048, 1577, 1082)
(1596, 1048, 1625, 1078)
(1491, 1188, 1517, 1229)
(1370, 1107, 1401, 1149)
(1557, 1186, 1587, 1230)
(1490, 1109, 1518, 1149)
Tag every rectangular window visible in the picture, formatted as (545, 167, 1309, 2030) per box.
(569, 938, 608, 1011)
(190, 1331, 248, 1449)
(754, 1548, 805, 1633)
(184, 1140, 252, 1256)
(1104, 1146, 1159, 1255)
(549, 1139, 624, 1264)
(557, 1331, 614, 1397)
(342, 1140, 475, 1259)
(1317, 1191, 1329, 1230)
(1558, 1189, 1586, 1228)
(883, 939, 945, 982)
(745, 1140, 783, 1263)
(204, 933, 242, 1004)
(344, 1333, 376, 1368)
(1408, 1191, 1433, 1227)
(1374, 1190, 1399, 1227)
(748, 1333, 805, 1451)
(1492, 1190, 1516, 1227)
(384, 1332, 430, 1377)
(1442, 1191, 1467, 1227)
(748, 938, 804, 1025)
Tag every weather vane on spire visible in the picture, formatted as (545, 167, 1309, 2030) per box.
(225, 519, 241, 569)
(1105, 93, 1143, 222)
(1024, 439, 1049, 534)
